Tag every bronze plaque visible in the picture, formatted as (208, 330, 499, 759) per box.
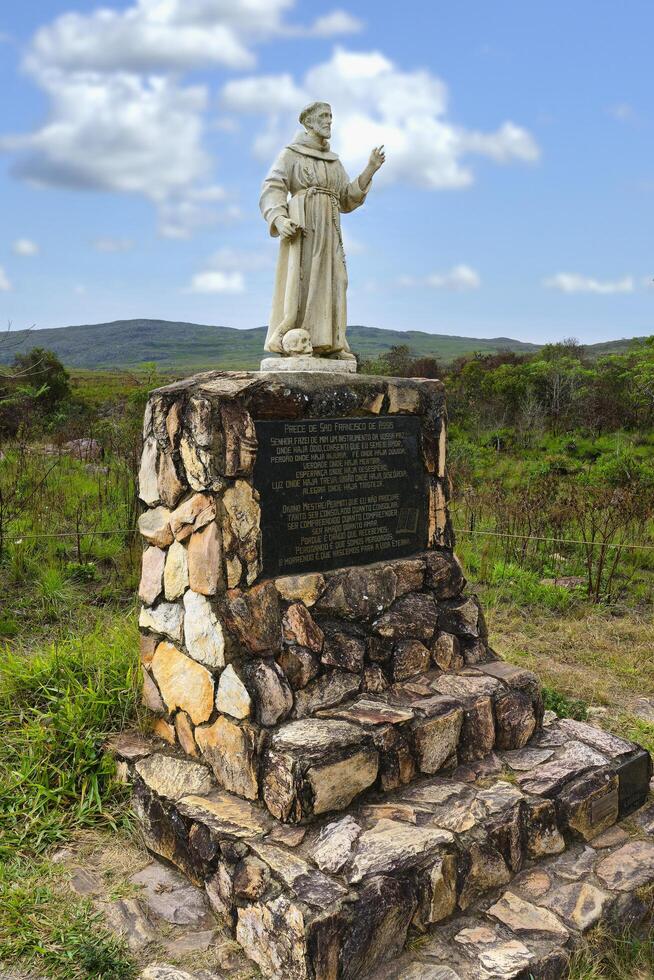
(254, 416, 428, 576)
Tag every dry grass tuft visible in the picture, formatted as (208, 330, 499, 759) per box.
(485, 600, 654, 754)
(487, 602, 654, 708)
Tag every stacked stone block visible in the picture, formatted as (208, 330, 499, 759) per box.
(137, 372, 529, 821)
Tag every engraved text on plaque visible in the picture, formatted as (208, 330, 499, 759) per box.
(254, 416, 428, 576)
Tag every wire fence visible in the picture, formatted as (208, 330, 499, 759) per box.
(453, 527, 654, 552)
(8, 528, 137, 541)
(4, 524, 653, 551)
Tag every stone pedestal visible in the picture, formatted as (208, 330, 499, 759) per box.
(126, 369, 653, 979)
(260, 356, 357, 373)
(136, 371, 486, 816)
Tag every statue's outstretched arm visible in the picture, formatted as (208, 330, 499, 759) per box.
(357, 145, 386, 191)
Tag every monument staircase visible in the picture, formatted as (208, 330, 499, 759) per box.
(114, 369, 654, 980)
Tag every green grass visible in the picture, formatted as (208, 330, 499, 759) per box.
(0, 859, 137, 980)
(614, 716, 654, 757)
(1, 445, 142, 643)
(483, 560, 581, 612)
(0, 613, 142, 977)
(36, 565, 84, 619)
(542, 685, 588, 720)
(0, 613, 140, 858)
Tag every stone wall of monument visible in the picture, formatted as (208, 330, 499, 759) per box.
(136, 372, 542, 822)
(124, 368, 653, 979)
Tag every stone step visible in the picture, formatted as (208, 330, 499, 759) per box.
(191, 659, 547, 823)
(111, 716, 651, 980)
(370, 813, 654, 980)
(139, 545, 507, 809)
(261, 662, 545, 823)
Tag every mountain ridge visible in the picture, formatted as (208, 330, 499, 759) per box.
(0, 318, 644, 371)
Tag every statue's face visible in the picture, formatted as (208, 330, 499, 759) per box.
(308, 105, 332, 139)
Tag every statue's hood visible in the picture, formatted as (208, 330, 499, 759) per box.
(287, 129, 339, 162)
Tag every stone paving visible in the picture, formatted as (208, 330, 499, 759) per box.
(370, 810, 654, 979)
(33, 835, 258, 979)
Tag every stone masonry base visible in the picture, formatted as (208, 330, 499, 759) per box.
(111, 712, 652, 980)
(128, 369, 654, 978)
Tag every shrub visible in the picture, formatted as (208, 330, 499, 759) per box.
(542, 686, 588, 720)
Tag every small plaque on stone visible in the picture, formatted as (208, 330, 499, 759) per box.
(617, 750, 651, 817)
(590, 790, 618, 827)
(254, 416, 428, 576)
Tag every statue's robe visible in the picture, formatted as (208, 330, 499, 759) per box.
(259, 135, 369, 354)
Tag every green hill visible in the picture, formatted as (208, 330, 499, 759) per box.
(0, 319, 646, 372)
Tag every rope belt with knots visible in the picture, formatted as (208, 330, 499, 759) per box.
(294, 185, 346, 263)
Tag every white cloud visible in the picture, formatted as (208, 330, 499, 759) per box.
(2, 70, 229, 238)
(157, 184, 237, 239)
(3, 9, 533, 240)
(458, 123, 539, 164)
(2, 1, 360, 238)
(222, 74, 307, 115)
(399, 264, 481, 291)
(0, 267, 11, 291)
(28, 3, 253, 75)
(26, 1, 360, 76)
(187, 246, 271, 293)
(206, 246, 272, 270)
(427, 264, 481, 290)
(12, 238, 40, 256)
(222, 47, 539, 189)
(5, 72, 208, 195)
(306, 10, 363, 37)
(544, 273, 635, 295)
(93, 237, 135, 253)
(189, 270, 245, 293)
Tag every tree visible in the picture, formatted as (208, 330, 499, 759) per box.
(382, 345, 414, 376)
(409, 357, 442, 379)
(12, 348, 71, 409)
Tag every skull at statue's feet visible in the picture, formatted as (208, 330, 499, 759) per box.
(282, 328, 313, 356)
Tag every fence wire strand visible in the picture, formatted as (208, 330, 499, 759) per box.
(4, 524, 654, 551)
(452, 527, 654, 552)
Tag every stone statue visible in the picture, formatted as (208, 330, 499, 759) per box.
(260, 102, 385, 366)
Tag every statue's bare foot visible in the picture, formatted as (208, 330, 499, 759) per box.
(265, 331, 285, 354)
(328, 350, 357, 361)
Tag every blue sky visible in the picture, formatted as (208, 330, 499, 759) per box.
(0, 0, 651, 344)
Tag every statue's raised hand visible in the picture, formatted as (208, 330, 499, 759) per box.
(368, 145, 386, 172)
(275, 216, 300, 240)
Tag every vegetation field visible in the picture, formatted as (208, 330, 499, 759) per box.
(1, 334, 653, 977)
(0, 318, 642, 372)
